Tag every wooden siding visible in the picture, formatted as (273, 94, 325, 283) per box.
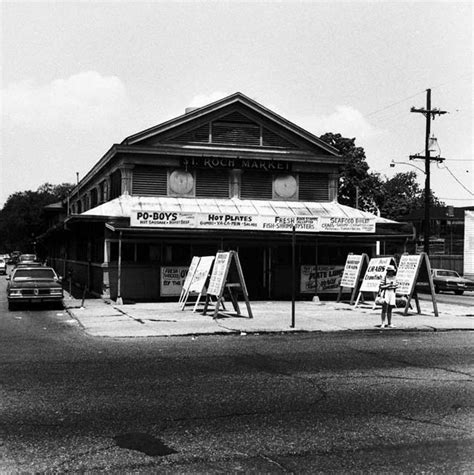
(298, 173, 330, 201)
(212, 122, 260, 146)
(262, 128, 298, 148)
(132, 166, 167, 196)
(196, 169, 229, 198)
(241, 171, 273, 199)
(167, 124, 210, 144)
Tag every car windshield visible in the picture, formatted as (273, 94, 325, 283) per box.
(437, 270, 459, 277)
(13, 268, 56, 280)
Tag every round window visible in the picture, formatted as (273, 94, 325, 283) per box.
(169, 170, 194, 194)
(274, 174, 297, 198)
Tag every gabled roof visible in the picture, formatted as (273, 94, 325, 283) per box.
(122, 92, 340, 156)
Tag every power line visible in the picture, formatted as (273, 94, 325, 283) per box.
(366, 90, 425, 118)
(437, 163, 474, 196)
(365, 74, 471, 120)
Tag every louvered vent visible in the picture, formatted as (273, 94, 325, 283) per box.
(212, 123, 260, 146)
(299, 173, 329, 201)
(219, 111, 255, 123)
(132, 166, 167, 196)
(167, 124, 210, 144)
(241, 172, 273, 199)
(195, 169, 229, 198)
(262, 128, 298, 149)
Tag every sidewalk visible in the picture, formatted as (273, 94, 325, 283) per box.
(63, 293, 474, 338)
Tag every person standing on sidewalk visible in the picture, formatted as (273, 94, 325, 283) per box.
(379, 265, 398, 328)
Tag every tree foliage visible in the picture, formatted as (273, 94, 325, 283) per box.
(320, 132, 444, 220)
(320, 133, 383, 213)
(0, 183, 73, 253)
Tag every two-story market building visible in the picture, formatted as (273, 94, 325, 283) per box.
(41, 92, 413, 301)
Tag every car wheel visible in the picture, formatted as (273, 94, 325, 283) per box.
(454, 290, 464, 295)
(434, 286, 440, 294)
(8, 301, 16, 311)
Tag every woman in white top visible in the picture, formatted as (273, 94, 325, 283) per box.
(379, 265, 398, 328)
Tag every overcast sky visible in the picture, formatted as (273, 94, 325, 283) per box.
(1, 1, 472, 208)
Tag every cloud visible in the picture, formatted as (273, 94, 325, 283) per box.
(188, 91, 229, 108)
(292, 105, 383, 141)
(2, 71, 129, 131)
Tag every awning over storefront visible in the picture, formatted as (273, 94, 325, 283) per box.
(62, 195, 415, 240)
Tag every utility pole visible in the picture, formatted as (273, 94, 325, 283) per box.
(410, 88, 447, 255)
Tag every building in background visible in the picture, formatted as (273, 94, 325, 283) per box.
(403, 206, 474, 275)
(40, 93, 413, 301)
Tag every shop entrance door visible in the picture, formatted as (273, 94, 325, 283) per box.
(237, 246, 268, 300)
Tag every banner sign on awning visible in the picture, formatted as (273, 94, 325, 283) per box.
(319, 216, 376, 233)
(131, 210, 376, 233)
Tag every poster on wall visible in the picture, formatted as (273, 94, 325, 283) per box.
(395, 254, 422, 295)
(300, 265, 345, 294)
(160, 266, 189, 297)
(359, 257, 394, 293)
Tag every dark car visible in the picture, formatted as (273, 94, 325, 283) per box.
(431, 268, 474, 295)
(6, 266, 63, 310)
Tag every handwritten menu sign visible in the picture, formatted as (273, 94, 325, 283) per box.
(207, 252, 232, 296)
(188, 256, 215, 293)
(360, 257, 393, 293)
(396, 254, 422, 295)
(340, 254, 364, 289)
(181, 256, 200, 293)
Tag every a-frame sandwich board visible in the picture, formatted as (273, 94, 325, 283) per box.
(337, 253, 369, 305)
(203, 251, 253, 319)
(354, 256, 398, 308)
(180, 255, 215, 312)
(179, 256, 200, 306)
(396, 252, 438, 317)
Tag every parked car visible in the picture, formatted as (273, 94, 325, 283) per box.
(0, 258, 6, 275)
(431, 268, 474, 295)
(6, 266, 63, 310)
(18, 254, 37, 263)
(14, 262, 44, 269)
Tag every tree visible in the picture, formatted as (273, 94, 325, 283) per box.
(0, 182, 73, 253)
(319, 133, 383, 213)
(376, 172, 445, 221)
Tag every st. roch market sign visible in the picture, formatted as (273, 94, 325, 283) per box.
(130, 211, 376, 233)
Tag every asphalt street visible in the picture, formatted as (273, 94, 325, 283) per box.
(1, 276, 473, 473)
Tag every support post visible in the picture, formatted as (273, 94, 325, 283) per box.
(291, 225, 296, 328)
(117, 231, 123, 305)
